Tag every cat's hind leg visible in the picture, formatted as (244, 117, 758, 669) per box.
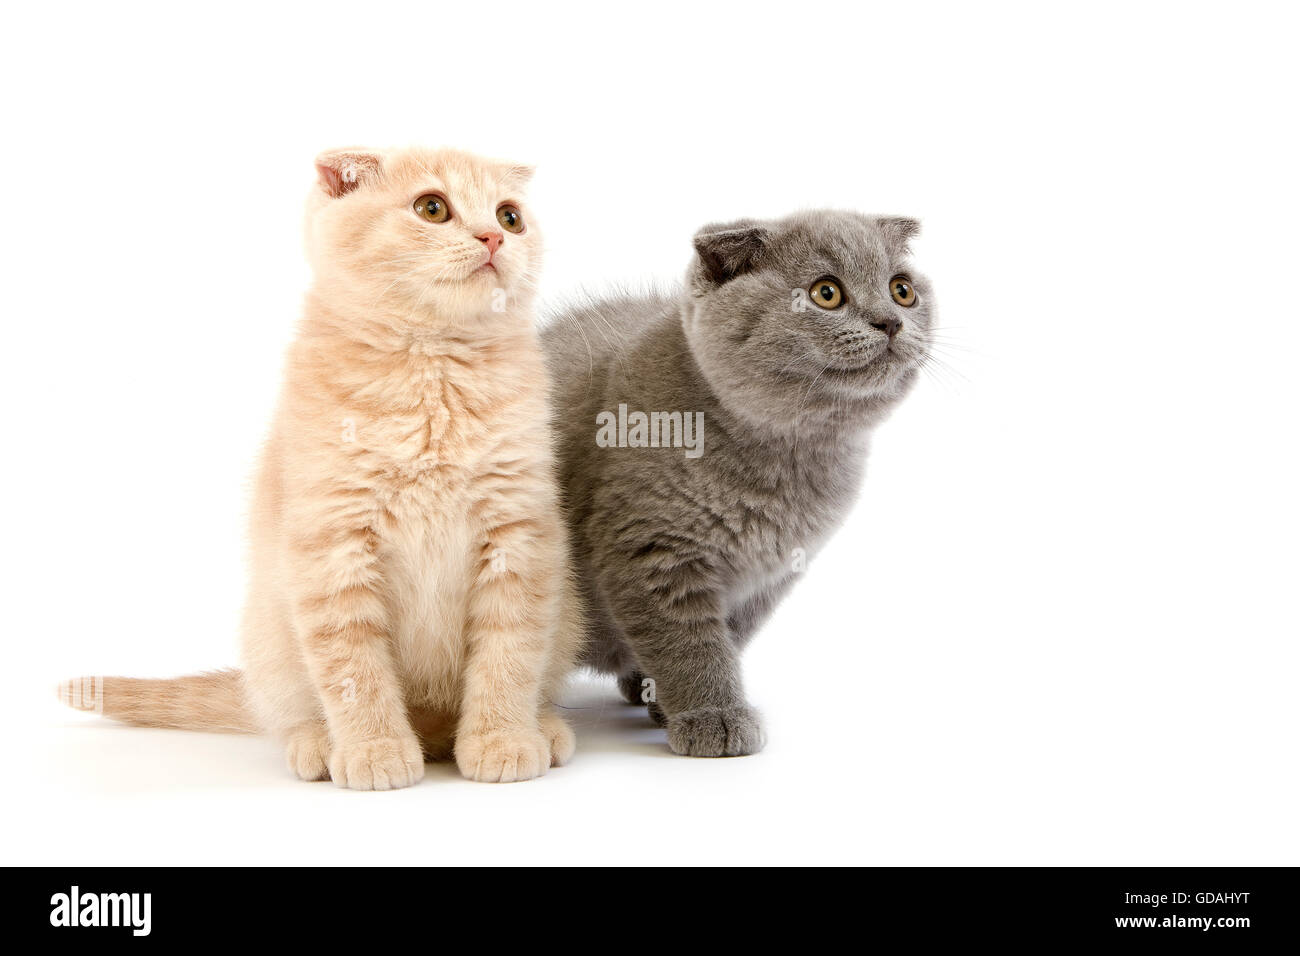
(539, 709, 575, 767)
(240, 591, 334, 782)
(617, 669, 666, 724)
(284, 719, 331, 781)
(617, 670, 647, 705)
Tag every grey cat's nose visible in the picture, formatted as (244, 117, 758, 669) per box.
(870, 316, 902, 338)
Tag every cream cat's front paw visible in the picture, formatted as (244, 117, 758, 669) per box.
(328, 735, 425, 790)
(667, 705, 765, 757)
(456, 727, 551, 783)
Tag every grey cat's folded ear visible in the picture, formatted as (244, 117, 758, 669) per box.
(693, 221, 770, 285)
(314, 148, 384, 198)
(876, 216, 922, 250)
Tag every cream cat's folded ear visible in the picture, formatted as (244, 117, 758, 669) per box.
(499, 161, 536, 187)
(314, 147, 384, 198)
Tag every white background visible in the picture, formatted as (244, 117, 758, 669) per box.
(1, 1, 1296, 866)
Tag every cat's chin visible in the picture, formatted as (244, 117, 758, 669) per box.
(428, 260, 504, 286)
(421, 280, 537, 329)
(829, 345, 915, 375)
(464, 263, 509, 287)
(820, 348, 921, 396)
(408, 269, 517, 311)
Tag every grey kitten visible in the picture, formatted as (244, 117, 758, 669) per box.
(542, 210, 934, 756)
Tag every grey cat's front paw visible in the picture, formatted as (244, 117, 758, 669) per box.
(666, 705, 764, 757)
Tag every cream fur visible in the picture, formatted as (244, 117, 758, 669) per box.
(62, 146, 581, 789)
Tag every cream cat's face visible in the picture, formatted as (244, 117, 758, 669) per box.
(305, 146, 540, 322)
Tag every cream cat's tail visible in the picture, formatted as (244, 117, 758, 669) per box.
(56, 669, 258, 734)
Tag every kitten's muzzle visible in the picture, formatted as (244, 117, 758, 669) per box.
(476, 230, 503, 267)
(870, 315, 902, 338)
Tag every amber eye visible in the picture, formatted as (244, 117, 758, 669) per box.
(808, 277, 845, 310)
(889, 275, 917, 307)
(497, 203, 525, 234)
(413, 193, 451, 223)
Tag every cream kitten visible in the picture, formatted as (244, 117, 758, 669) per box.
(61, 146, 581, 789)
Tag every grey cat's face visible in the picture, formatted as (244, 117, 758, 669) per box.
(683, 210, 934, 427)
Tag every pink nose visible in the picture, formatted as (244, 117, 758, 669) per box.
(476, 230, 503, 257)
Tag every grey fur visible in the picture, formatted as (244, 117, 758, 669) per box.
(542, 210, 934, 756)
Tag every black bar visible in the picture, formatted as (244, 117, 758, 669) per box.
(12, 867, 1293, 944)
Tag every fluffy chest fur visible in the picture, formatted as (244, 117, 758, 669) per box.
(614, 427, 866, 608)
(275, 322, 552, 702)
(288, 325, 548, 497)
